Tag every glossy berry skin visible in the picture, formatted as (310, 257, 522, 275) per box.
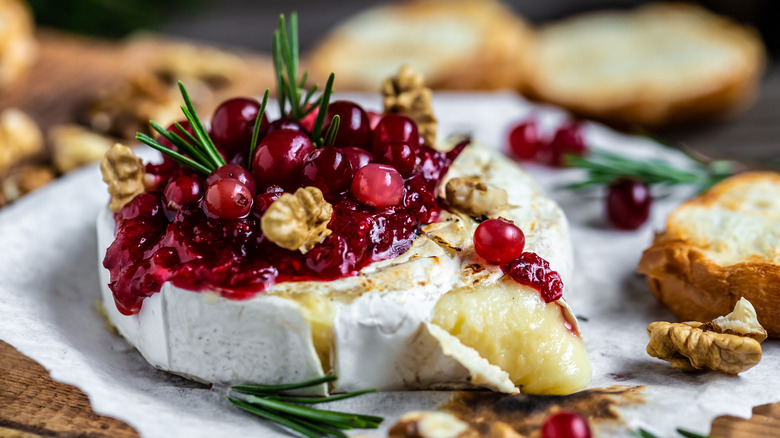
(211, 98, 267, 156)
(206, 164, 257, 196)
(473, 218, 526, 264)
(265, 118, 305, 136)
(252, 129, 315, 192)
(300, 106, 319, 132)
(342, 146, 373, 172)
(606, 178, 652, 230)
(541, 412, 592, 438)
(371, 114, 420, 157)
(503, 252, 563, 303)
(203, 178, 253, 219)
(163, 175, 203, 212)
(544, 123, 587, 167)
(351, 163, 405, 208)
(252, 185, 284, 216)
(380, 141, 419, 178)
(302, 146, 354, 197)
(507, 120, 541, 160)
(324, 100, 371, 148)
(366, 110, 383, 130)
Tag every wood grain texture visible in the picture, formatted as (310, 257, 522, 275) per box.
(1, 28, 779, 438)
(0, 341, 138, 437)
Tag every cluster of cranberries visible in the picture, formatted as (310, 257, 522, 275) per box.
(507, 118, 587, 167)
(507, 118, 653, 231)
(159, 99, 430, 220)
(473, 218, 563, 303)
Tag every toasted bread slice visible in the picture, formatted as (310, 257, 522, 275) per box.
(307, 0, 533, 91)
(524, 3, 765, 127)
(638, 172, 780, 338)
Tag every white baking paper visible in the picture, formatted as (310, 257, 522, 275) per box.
(1, 93, 778, 437)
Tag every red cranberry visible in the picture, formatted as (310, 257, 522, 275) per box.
(211, 98, 267, 156)
(351, 163, 404, 208)
(473, 218, 525, 264)
(163, 175, 203, 212)
(371, 114, 420, 157)
(252, 185, 284, 216)
(366, 110, 383, 130)
(252, 129, 315, 192)
(300, 106, 319, 132)
(324, 100, 371, 148)
(542, 123, 587, 167)
(118, 193, 161, 222)
(342, 146, 373, 171)
(203, 178, 253, 219)
(380, 141, 419, 178)
(265, 118, 305, 136)
(302, 146, 354, 197)
(606, 178, 652, 230)
(503, 252, 563, 303)
(206, 164, 257, 196)
(507, 120, 542, 160)
(541, 412, 592, 438)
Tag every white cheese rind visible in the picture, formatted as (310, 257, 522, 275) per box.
(96, 144, 585, 394)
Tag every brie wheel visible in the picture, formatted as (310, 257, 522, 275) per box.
(97, 144, 591, 395)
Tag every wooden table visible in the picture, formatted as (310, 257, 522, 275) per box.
(1, 31, 779, 438)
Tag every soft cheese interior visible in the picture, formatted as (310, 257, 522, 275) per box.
(96, 144, 591, 396)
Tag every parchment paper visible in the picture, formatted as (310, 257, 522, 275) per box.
(1, 93, 777, 437)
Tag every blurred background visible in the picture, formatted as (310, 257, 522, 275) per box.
(25, 0, 780, 53)
(0, 0, 778, 208)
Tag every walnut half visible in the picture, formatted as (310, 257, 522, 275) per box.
(100, 144, 145, 212)
(445, 177, 508, 218)
(646, 298, 765, 374)
(382, 65, 437, 148)
(261, 186, 333, 253)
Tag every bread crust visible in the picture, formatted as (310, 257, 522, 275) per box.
(307, 0, 534, 91)
(638, 172, 780, 338)
(524, 3, 765, 128)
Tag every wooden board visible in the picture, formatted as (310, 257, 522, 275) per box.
(1, 30, 779, 438)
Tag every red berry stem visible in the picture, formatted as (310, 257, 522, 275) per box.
(248, 89, 271, 171)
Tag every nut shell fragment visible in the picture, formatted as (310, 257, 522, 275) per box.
(0, 108, 43, 176)
(100, 144, 145, 212)
(382, 65, 437, 148)
(261, 186, 333, 253)
(646, 298, 766, 374)
(445, 177, 508, 218)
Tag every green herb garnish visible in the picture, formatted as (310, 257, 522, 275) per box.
(272, 12, 337, 147)
(248, 89, 271, 171)
(565, 151, 733, 193)
(135, 81, 224, 177)
(227, 375, 382, 438)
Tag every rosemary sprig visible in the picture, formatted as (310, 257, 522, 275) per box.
(248, 89, 270, 170)
(272, 13, 335, 123)
(135, 81, 225, 177)
(227, 375, 382, 437)
(565, 151, 733, 193)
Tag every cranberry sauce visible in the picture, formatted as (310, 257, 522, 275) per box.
(104, 141, 468, 315)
